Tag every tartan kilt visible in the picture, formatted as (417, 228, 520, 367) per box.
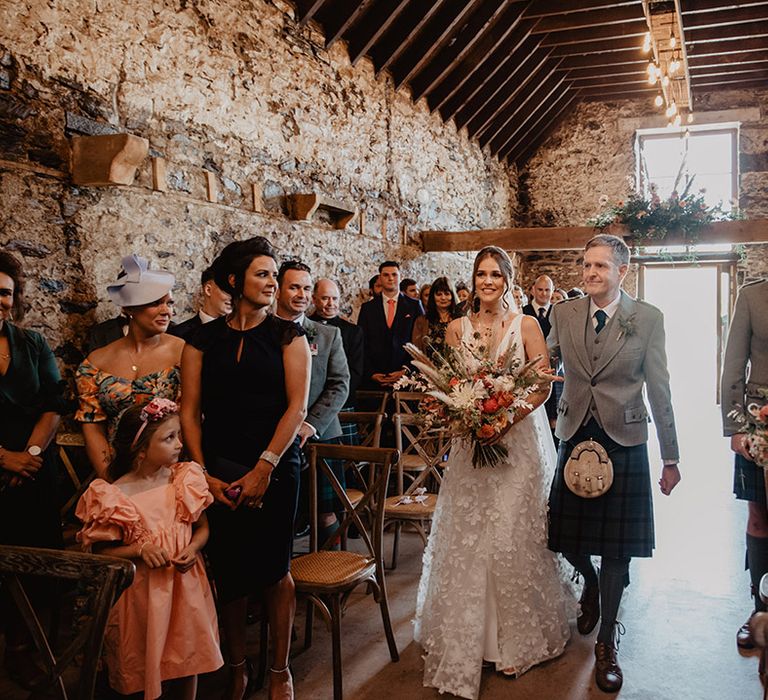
(315, 437, 347, 513)
(548, 420, 655, 559)
(734, 453, 766, 503)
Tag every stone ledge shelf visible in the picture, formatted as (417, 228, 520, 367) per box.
(71, 133, 149, 186)
(287, 192, 357, 230)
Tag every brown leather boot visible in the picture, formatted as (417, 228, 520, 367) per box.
(594, 641, 623, 693)
(577, 582, 600, 635)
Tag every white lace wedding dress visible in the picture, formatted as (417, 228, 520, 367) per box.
(413, 314, 575, 699)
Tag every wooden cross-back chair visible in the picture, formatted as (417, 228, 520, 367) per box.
(57, 432, 93, 520)
(337, 411, 384, 517)
(291, 444, 400, 700)
(354, 389, 389, 415)
(0, 545, 134, 700)
(384, 411, 451, 569)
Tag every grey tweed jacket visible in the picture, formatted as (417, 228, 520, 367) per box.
(547, 290, 679, 461)
(721, 279, 768, 436)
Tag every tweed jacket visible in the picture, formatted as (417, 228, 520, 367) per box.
(302, 317, 350, 441)
(547, 290, 679, 461)
(721, 279, 768, 436)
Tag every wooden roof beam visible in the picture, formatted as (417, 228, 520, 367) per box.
(295, 0, 327, 24)
(504, 91, 582, 163)
(681, 0, 768, 12)
(424, 3, 534, 113)
(550, 35, 646, 56)
(686, 20, 768, 42)
(492, 78, 574, 157)
(322, 1, 371, 48)
(530, 4, 644, 32)
(682, 5, 768, 28)
(370, 1, 445, 75)
(347, 0, 411, 64)
(560, 60, 649, 78)
(686, 36, 768, 56)
(437, 28, 539, 121)
(690, 66, 768, 79)
(484, 61, 566, 153)
(568, 72, 649, 87)
(580, 84, 657, 97)
(389, 0, 483, 89)
(561, 51, 657, 68)
(688, 50, 768, 67)
(408, 0, 509, 102)
(539, 19, 648, 46)
(460, 47, 553, 135)
(524, 0, 641, 18)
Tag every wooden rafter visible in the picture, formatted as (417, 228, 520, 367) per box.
(296, 0, 326, 24)
(503, 90, 582, 162)
(389, 0, 482, 89)
(524, 0, 642, 18)
(438, 28, 539, 122)
(682, 4, 768, 28)
(539, 19, 648, 45)
(686, 20, 768, 42)
(427, 7, 535, 113)
(530, 4, 644, 31)
(688, 50, 768, 67)
(681, 0, 768, 12)
(420, 220, 768, 253)
(347, 0, 411, 64)
(322, 0, 372, 48)
(408, 0, 508, 103)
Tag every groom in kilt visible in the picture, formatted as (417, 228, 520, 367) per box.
(547, 234, 681, 693)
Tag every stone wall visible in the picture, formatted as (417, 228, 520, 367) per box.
(0, 0, 514, 369)
(516, 88, 768, 297)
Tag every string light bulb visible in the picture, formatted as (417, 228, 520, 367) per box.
(665, 102, 677, 117)
(642, 32, 651, 53)
(654, 94, 664, 107)
(687, 113, 694, 123)
(673, 113, 682, 127)
(662, 74, 670, 87)
(670, 35, 677, 49)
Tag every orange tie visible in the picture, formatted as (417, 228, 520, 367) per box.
(386, 298, 395, 328)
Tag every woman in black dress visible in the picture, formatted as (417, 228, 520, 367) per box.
(0, 250, 67, 688)
(411, 276, 458, 358)
(181, 237, 310, 700)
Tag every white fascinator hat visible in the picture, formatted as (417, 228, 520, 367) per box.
(107, 254, 175, 307)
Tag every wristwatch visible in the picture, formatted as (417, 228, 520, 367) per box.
(27, 445, 41, 457)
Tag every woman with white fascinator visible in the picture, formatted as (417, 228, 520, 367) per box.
(76, 254, 184, 478)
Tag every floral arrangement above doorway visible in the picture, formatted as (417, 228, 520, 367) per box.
(587, 181, 738, 245)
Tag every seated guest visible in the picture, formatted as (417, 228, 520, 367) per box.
(358, 261, 423, 389)
(369, 274, 382, 299)
(552, 287, 568, 304)
(76, 253, 182, 478)
(276, 262, 350, 543)
(180, 237, 310, 700)
(400, 278, 420, 300)
(512, 284, 527, 310)
(455, 281, 470, 304)
(419, 283, 431, 310)
(412, 276, 458, 358)
(310, 278, 364, 410)
(170, 263, 232, 340)
(568, 286, 585, 298)
(0, 250, 68, 689)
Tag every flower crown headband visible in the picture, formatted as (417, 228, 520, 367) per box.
(131, 397, 179, 449)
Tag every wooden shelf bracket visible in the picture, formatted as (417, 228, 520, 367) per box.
(287, 193, 357, 230)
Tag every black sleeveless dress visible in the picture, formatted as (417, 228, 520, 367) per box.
(187, 315, 305, 602)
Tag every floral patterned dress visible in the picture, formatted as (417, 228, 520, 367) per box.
(75, 359, 181, 437)
(413, 314, 575, 699)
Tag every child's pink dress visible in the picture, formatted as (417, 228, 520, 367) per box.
(76, 462, 223, 699)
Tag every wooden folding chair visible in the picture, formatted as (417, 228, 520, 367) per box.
(384, 412, 451, 569)
(0, 545, 134, 700)
(291, 444, 400, 700)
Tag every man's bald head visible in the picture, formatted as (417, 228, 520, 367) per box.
(313, 278, 341, 319)
(532, 275, 554, 306)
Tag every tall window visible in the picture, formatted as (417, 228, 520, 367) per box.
(636, 125, 739, 212)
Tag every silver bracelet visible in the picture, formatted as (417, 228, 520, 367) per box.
(260, 450, 280, 468)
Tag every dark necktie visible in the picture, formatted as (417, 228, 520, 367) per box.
(594, 309, 608, 334)
(537, 307, 546, 320)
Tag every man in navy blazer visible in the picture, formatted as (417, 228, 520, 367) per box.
(357, 261, 423, 389)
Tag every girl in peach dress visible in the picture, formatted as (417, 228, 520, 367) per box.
(77, 398, 223, 700)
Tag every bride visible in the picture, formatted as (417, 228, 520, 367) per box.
(414, 246, 574, 699)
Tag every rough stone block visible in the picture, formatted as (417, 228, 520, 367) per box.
(71, 133, 149, 186)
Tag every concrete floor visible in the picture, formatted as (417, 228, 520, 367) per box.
(1, 404, 764, 700)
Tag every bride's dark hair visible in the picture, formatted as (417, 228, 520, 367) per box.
(469, 246, 514, 313)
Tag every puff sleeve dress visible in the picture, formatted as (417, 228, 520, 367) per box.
(76, 462, 223, 699)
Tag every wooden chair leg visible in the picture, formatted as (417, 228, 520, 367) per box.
(330, 594, 343, 700)
(376, 579, 399, 662)
(304, 598, 314, 650)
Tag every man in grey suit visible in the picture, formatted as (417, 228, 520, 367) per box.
(721, 278, 768, 649)
(547, 234, 680, 693)
(276, 261, 350, 540)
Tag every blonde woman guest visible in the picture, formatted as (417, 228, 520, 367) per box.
(76, 254, 182, 478)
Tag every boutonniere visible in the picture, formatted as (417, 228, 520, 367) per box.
(304, 324, 317, 343)
(617, 314, 636, 340)
(309, 342, 318, 356)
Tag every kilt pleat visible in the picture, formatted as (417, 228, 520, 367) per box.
(733, 453, 766, 503)
(548, 420, 655, 559)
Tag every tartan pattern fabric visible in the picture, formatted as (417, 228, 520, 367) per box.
(733, 453, 766, 503)
(339, 407, 361, 447)
(548, 420, 655, 559)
